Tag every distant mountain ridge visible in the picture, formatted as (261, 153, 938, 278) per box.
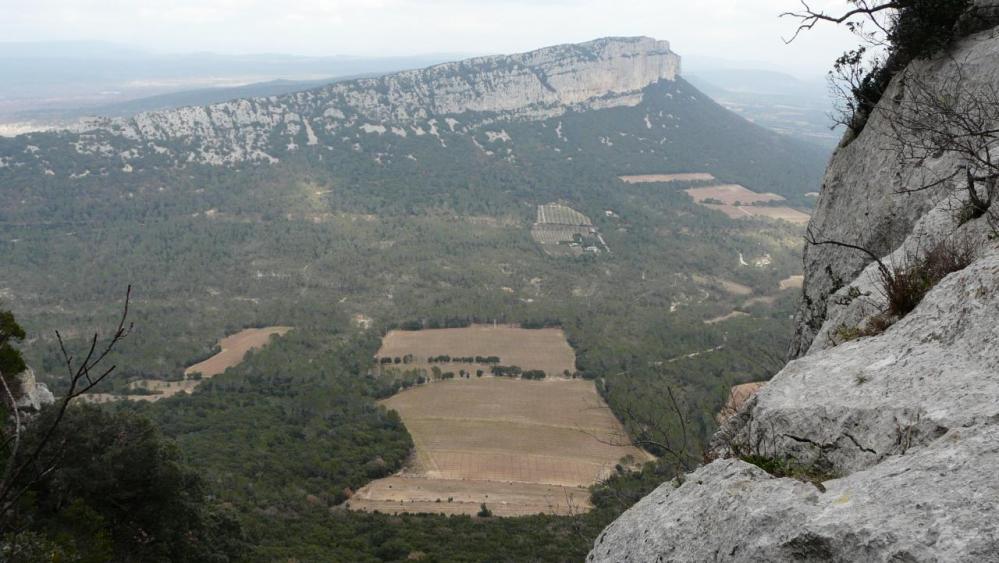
(9, 77, 352, 123)
(1, 36, 827, 203)
(0, 41, 465, 127)
(41, 37, 680, 166)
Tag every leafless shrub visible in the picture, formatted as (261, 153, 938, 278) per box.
(0, 287, 132, 533)
(808, 231, 977, 337)
(878, 237, 977, 319)
(590, 382, 696, 475)
(880, 70, 999, 235)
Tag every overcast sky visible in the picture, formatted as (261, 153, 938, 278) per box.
(2, 0, 860, 79)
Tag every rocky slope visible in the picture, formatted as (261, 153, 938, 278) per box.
(13, 37, 679, 167)
(589, 21, 999, 563)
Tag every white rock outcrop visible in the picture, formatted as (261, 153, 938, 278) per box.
(14, 368, 55, 412)
(590, 20, 999, 563)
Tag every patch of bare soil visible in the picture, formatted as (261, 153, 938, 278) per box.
(82, 326, 291, 403)
(717, 382, 765, 423)
(703, 311, 751, 324)
(685, 185, 811, 225)
(692, 274, 754, 297)
(351, 377, 651, 516)
(779, 275, 805, 290)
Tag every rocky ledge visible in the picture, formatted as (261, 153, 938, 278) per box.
(590, 249, 999, 562)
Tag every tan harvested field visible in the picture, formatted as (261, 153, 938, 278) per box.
(81, 326, 291, 403)
(185, 326, 292, 377)
(618, 173, 715, 184)
(685, 185, 811, 225)
(350, 376, 651, 516)
(685, 184, 784, 205)
(692, 274, 753, 296)
(377, 325, 576, 377)
(779, 275, 805, 290)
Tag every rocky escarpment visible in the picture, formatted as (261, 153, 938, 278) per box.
(46, 37, 678, 166)
(589, 21, 999, 563)
(788, 15, 999, 358)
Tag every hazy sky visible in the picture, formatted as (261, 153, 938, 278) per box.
(2, 0, 860, 78)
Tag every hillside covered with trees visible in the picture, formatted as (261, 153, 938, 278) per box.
(0, 38, 826, 560)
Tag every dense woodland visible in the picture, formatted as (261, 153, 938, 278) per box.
(1, 77, 824, 560)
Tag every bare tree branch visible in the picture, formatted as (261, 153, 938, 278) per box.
(805, 227, 888, 270)
(781, 0, 900, 44)
(876, 68, 999, 232)
(0, 285, 132, 533)
(0, 371, 22, 507)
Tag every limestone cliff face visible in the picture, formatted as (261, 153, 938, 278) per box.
(789, 20, 999, 358)
(589, 23, 999, 563)
(70, 37, 679, 166)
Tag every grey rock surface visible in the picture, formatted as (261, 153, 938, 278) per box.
(590, 250, 999, 562)
(717, 247, 999, 474)
(790, 26, 999, 357)
(591, 19, 999, 563)
(807, 192, 994, 353)
(590, 424, 999, 563)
